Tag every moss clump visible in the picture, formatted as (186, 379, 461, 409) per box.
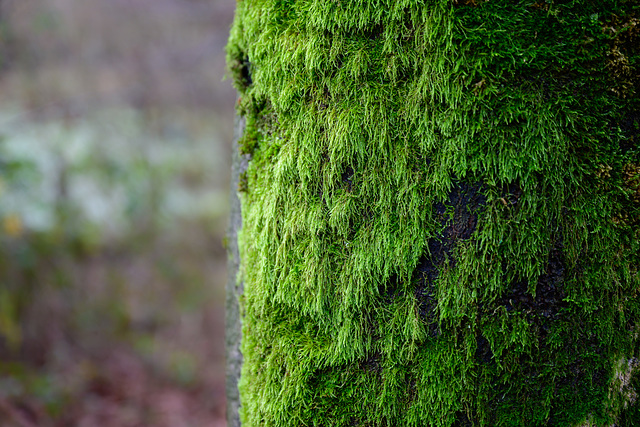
(227, 0, 640, 425)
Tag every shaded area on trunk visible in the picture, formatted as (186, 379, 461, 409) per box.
(414, 182, 487, 336)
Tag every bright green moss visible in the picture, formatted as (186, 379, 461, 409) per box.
(227, 0, 640, 425)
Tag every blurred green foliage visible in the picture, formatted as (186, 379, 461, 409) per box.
(0, 0, 235, 423)
(0, 107, 229, 419)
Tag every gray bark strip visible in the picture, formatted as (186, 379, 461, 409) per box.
(225, 114, 246, 427)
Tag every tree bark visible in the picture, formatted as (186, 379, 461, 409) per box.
(226, 113, 246, 427)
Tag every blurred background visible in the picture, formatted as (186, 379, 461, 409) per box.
(0, 0, 236, 425)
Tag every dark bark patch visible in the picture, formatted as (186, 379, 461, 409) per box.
(414, 182, 486, 333)
(364, 24, 384, 41)
(342, 166, 354, 192)
(498, 240, 567, 327)
(361, 352, 382, 374)
(454, 410, 474, 426)
(413, 257, 440, 337)
(239, 57, 252, 88)
(619, 110, 640, 154)
(475, 334, 493, 365)
(406, 376, 417, 404)
(438, 182, 487, 242)
(230, 53, 253, 90)
(500, 182, 523, 207)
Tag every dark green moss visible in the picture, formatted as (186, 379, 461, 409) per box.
(227, 0, 640, 425)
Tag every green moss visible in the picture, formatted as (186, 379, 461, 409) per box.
(227, 0, 640, 425)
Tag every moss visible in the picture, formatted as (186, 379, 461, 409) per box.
(226, 0, 640, 425)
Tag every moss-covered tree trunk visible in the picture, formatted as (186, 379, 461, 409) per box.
(226, 1, 640, 425)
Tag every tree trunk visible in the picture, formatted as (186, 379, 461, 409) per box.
(226, 0, 640, 425)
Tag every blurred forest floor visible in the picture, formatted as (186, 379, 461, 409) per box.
(0, 0, 236, 425)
